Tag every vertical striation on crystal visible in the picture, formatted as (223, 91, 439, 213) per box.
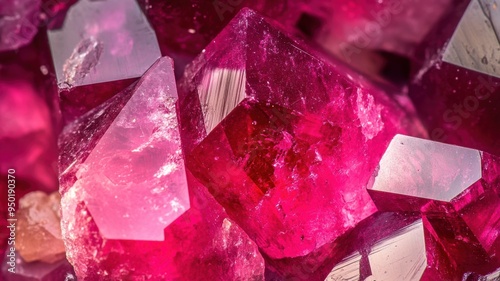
(59, 56, 265, 280)
(47, 0, 161, 123)
(178, 8, 427, 280)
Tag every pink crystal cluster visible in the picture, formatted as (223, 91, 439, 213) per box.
(1, 0, 500, 280)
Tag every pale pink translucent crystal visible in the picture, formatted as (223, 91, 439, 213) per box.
(61, 174, 265, 280)
(0, 0, 40, 51)
(59, 56, 265, 280)
(60, 57, 189, 241)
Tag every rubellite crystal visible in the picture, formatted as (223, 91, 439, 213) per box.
(47, 0, 161, 123)
(59, 56, 265, 280)
(3, 0, 500, 279)
(16, 191, 65, 263)
(0, 0, 41, 52)
(368, 134, 500, 273)
(410, 0, 500, 155)
(179, 8, 426, 279)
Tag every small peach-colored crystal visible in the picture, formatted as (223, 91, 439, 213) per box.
(16, 191, 66, 263)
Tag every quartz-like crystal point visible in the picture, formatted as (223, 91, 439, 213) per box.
(410, 0, 500, 155)
(59, 56, 265, 280)
(60, 56, 189, 241)
(179, 8, 426, 279)
(16, 191, 65, 263)
(0, 0, 41, 51)
(48, 0, 161, 123)
(1, 252, 75, 281)
(368, 134, 500, 273)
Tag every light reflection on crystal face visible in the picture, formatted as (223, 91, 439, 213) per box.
(326, 220, 427, 281)
(369, 134, 482, 202)
(443, 0, 500, 78)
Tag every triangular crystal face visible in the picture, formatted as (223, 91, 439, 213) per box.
(443, 0, 500, 78)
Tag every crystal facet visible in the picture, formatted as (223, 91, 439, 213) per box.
(48, 0, 161, 123)
(179, 8, 426, 279)
(368, 134, 482, 211)
(59, 56, 265, 280)
(326, 214, 457, 281)
(410, 0, 500, 155)
(60, 57, 189, 241)
(368, 134, 500, 273)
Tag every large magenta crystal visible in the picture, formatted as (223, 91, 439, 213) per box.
(59, 56, 265, 280)
(47, 0, 161, 123)
(178, 8, 426, 279)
